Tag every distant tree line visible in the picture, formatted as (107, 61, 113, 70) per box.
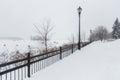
(89, 26, 111, 41)
(89, 18, 120, 42)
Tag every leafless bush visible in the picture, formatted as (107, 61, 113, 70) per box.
(42, 47, 58, 53)
(62, 44, 72, 49)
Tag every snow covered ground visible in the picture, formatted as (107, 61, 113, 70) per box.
(25, 40, 120, 80)
(0, 40, 70, 54)
(0, 40, 70, 63)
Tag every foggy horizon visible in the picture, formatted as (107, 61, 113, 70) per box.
(0, 0, 120, 40)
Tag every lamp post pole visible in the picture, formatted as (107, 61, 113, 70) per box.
(77, 6, 82, 50)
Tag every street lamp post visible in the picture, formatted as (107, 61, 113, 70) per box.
(77, 6, 82, 50)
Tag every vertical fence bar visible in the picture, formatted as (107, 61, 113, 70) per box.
(5, 73, 7, 80)
(10, 72, 12, 80)
(14, 70, 16, 80)
(27, 52, 30, 78)
(60, 47, 62, 60)
(21, 68, 23, 80)
(72, 44, 73, 53)
(34, 63, 35, 73)
(18, 69, 19, 80)
(24, 67, 26, 78)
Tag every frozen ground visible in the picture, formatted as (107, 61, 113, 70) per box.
(25, 40, 120, 80)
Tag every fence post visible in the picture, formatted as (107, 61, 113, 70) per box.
(60, 47, 62, 60)
(27, 52, 30, 78)
(72, 44, 73, 53)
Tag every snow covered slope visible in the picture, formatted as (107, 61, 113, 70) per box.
(25, 40, 120, 80)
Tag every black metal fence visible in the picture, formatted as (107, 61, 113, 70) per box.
(0, 42, 91, 80)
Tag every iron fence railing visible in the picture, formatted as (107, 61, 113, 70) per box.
(0, 42, 91, 80)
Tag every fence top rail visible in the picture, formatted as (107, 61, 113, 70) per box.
(31, 44, 78, 59)
(0, 57, 28, 67)
(30, 49, 60, 59)
(0, 63, 28, 75)
(30, 52, 59, 65)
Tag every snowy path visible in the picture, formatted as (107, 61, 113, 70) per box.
(25, 40, 120, 80)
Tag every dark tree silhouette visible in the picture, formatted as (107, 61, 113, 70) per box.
(112, 18, 120, 39)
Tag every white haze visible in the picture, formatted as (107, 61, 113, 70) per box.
(0, 0, 120, 40)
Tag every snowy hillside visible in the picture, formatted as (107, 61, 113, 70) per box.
(25, 40, 120, 80)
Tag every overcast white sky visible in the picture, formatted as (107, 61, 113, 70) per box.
(0, 0, 120, 40)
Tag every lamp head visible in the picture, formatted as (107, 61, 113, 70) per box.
(77, 6, 82, 14)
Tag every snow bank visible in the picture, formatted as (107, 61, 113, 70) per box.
(25, 40, 120, 80)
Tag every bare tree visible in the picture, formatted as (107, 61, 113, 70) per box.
(89, 26, 109, 41)
(34, 19, 54, 53)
